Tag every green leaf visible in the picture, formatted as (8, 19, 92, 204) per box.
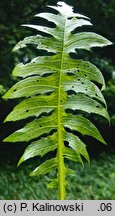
(62, 58, 106, 90)
(64, 94, 110, 121)
(35, 13, 63, 27)
(48, 2, 90, 19)
(12, 56, 60, 78)
(4, 112, 57, 142)
(64, 147, 83, 164)
(3, 74, 58, 99)
(62, 77, 106, 105)
(22, 24, 57, 38)
(3, 1, 112, 199)
(66, 32, 112, 52)
(18, 133, 58, 166)
(63, 131, 90, 163)
(4, 94, 57, 121)
(30, 158, 58, 176)
(66, 18, 92, 33)
(63, 114, 106, 144)
(48, 178, 58, 189)
(13, 35, 57, 53)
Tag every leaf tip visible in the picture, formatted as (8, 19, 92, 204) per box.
(12, 46, 16, 52)
(3, 116, 10, 123)
(2, 94, 6, 100)
(29, 171, 35, 177)
(3, 138, 7, 142)
(17, 157, 23, 167)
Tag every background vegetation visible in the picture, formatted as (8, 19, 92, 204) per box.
(0, 0, 115, 199)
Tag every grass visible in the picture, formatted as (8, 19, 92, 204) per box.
(0, 152, 115, 200)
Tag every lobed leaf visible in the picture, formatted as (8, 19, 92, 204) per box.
(4, 113, 57, 142)
(22, 24, 57, 38)
(4, 94, 57, 121)
(13, 35, 58, 53)
(64, 147, 83, 164)
(63, 94, 110, 121)
(30, 158, 58, 176)
(48, 2, 90, 19)
(63, 114, 106, 144)
(66, 32, 112, 52)
(3, 1, 112, 199)
(3, 74, 58, 99)
(35, 13, 63, 27)
(48, 178, 58, 189)
(18, 132, 58, 166)
(62, 78, 106, 105)
(65, 133, 90, 164)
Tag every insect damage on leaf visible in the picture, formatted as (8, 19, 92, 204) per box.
(3, 1, 112, 200)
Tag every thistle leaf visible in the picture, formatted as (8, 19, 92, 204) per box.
(13, 35, 57, 53)
(3, 1, 112, 199)
(18, 133, 58, 166)
(64, 147, 82, 163)
(30, 158, 58, 176)
(65, 133, 90, 164)
(4, 112, 57, 142)
(48, 178, 58, 189)
(63, 114, 106, 144)
(66, 32, 112, 52)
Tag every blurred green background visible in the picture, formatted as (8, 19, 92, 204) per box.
(0, 0, 115, 199)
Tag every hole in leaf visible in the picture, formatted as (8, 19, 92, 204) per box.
(39, 125, 42, 127)
(45, 91, 53, 96)
(64, 141, 69, 147)
(33, 129, 57, 141)
(67, 90, 76, 95)
(13, 89, 17, 92)
(96, 105, 100, 108)
(64, 126, 72, 133)
(38, 110, 54, 118)
(95, 94, 98, 97)
(81, 82, 84, 84)
(42, 73, 53, 77)
(87, 65, 89, 67)
(77, 79, 80, 81)
(37, 80, 39, 82)
(67, 72, 75, 76)
(77, 70, 80, 72)
(64, 126, 83, 138)
(48, 129, 57, 136)
(85, 89, 88, 91)
(26, 110, 29, 113)
(84, 74, 87, 77)
(67, 17, 72, 20)
(72, 86, 74, 88)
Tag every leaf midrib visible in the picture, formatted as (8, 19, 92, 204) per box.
(57, 15, 66, 200)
